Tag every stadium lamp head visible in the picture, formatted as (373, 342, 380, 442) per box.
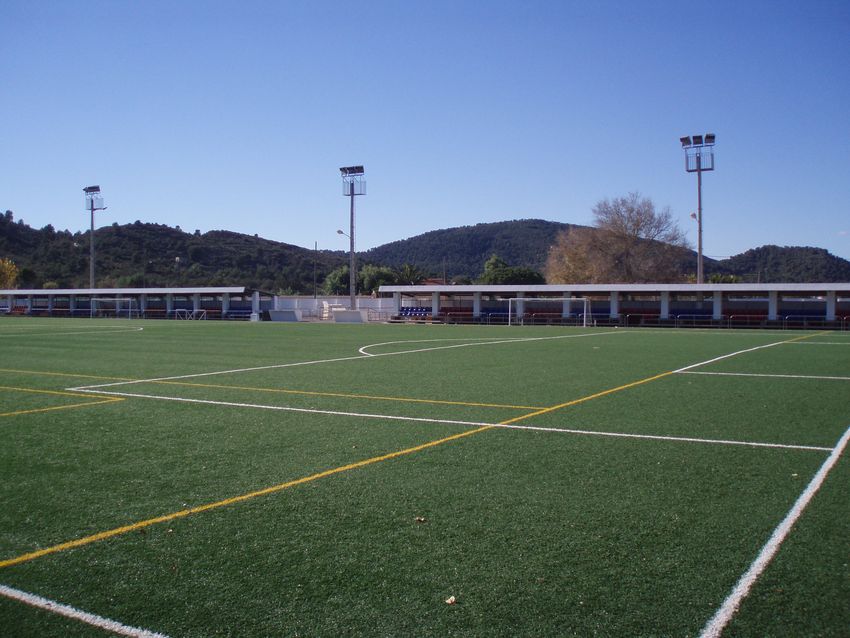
(680, 136, 691, 147)
(339, 165, 365, 176)
(704, 133, 716, 144)
(692, 134, 704, 146)
(83, 185, 101, 194)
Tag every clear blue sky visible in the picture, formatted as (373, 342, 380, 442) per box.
(3, 0, 849, 261)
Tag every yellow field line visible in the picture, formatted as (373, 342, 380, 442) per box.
(156, 379, 543, 411)
(0, 385, 125, 418)
(0, 385, 118, 400)
(499, 371, 675, 425)
(0, 398, 125, 419)
(0, 425, 493, 569)
(785, 331, 831, 343)
(0, 368, 134, 382)
(0, 364, 674, 569)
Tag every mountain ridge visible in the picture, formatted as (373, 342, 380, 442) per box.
(2, 210, 849, 290)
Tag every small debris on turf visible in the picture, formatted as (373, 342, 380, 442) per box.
(445, 595, 456, 605)
(415, 516, 427, 523)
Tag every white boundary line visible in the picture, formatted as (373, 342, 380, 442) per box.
(699, 424, 850, 638)
(682, 371, 850, 381)
(0, 583, 169, 638)
(495, 423, 832, 452)
(70, 331, 619, 390)
(62, 388, 833, 452)
(787, 341, 850, 345)
(65, 389, 497, 429)
(673, 340, 790, 373)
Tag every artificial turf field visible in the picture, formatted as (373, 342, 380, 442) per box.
(0, 318, 847, 637)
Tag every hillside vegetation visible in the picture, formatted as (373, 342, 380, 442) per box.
(2, 210, 848, 290)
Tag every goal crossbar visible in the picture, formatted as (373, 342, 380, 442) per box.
(506, 297, 591, 327)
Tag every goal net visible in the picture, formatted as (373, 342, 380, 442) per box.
(506, 297, 591, 327)
(90, 297, 140, 319)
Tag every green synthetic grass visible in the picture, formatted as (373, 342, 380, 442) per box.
(0, 318, 848, 636)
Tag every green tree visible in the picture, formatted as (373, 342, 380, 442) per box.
(323, 265, 353, 295)
(478, 253, 545, 285)
(396, 263, 425, 285)
(360, 264, 398, 294)
(0, 258, 19, 288)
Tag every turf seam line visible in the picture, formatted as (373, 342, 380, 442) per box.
(0, 584, 168, 637)
(699, 424, 850, 638)
(0, 426, 492, 569)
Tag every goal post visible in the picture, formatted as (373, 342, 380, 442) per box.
(506, 297, 591, 327)
(90, 297, 140, 319)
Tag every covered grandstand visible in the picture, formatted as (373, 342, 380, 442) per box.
(0, 287, 270, 320)
(379, 283, 850, 330)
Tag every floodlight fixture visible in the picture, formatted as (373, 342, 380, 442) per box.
(679, 133, 717, 284)
(339, 165, 366, 309)
(83, 185, 108, 305)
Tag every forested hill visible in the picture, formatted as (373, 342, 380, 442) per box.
(2, 210, 849, 289)
(361, 219, 580, 280)
(716, 245, 850, 283)
(0, 212, 346, 292)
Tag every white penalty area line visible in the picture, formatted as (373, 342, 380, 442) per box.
(682, 371, 850, 382)
(62, 387, 832, 453)
(70, 330, 619, 391)
(699, 424, 850, 638)
(0, 583, 168, 638)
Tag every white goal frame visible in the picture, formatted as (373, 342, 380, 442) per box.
(90, 297, 140, 319)
(507, 297, 591, 327)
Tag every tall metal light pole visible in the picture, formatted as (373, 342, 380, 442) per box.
(84, 186, 107, 291)
(339, 166, 366, 309)
(679, 135, 715, 284)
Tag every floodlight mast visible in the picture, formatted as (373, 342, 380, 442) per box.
(83, 186, 107, 311)
(339, 166, 366, 309)
(680, 135, 715, 284)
